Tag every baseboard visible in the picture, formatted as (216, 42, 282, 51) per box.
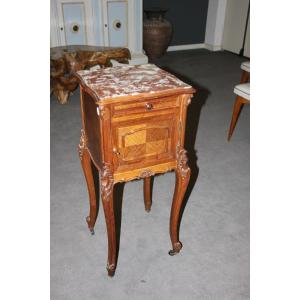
(167, 43, 206, 52)
(123, 44, 222, 64)
(204, 43, 222, 51)
(167, 43, 223, 52)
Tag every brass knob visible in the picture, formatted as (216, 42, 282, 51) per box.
(145, 103, 153, 111)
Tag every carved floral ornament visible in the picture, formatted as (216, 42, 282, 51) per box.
(78, 129, 87, 160)
(139, 169, 155, 179)
(177, 148, 190, 179)
(100, 163, 114, 201)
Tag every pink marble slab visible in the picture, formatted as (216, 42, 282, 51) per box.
(76, 64, 192, 101)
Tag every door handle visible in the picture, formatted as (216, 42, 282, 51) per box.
(113, 20, 122, 30)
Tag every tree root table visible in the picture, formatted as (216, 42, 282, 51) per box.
(50, 45, 131, 104)
(76, 64, 195, 276)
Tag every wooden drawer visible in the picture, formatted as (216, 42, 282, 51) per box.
(111, 113, 178, 172)
(112, 96, 180, 119)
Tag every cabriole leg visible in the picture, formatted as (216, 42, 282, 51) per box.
(78, 129, 98, 235)
(227, 96, 245, 141)
(100, 164, 117, 277)
(169, 150, 191, 256)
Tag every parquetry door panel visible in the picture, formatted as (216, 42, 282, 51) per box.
(112, 114, 177, 170)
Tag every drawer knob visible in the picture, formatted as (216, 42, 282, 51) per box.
(145, 103, 153, 111)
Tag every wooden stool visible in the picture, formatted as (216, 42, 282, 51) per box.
(75, 64, 196, 276)
(227, 83, 250, 141)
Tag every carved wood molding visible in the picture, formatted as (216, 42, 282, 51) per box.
(78, 129, 87, 160)
(115, 167, 176, 183)
(178, 120, 182, 140)
(177, 148, 190, 179)
(139, 169, 155, 179)
(100, 163, 114, 201)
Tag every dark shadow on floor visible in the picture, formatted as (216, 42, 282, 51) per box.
(153, 66, 210, 238)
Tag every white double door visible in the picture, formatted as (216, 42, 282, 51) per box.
(51, 0, 130, 47)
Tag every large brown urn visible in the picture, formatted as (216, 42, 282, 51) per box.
(143, 8, 172, 60)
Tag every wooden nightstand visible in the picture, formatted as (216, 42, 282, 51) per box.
(76, 64, 195, 276)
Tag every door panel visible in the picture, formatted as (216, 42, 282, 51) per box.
(112, 114, 177, 171)
(62, 3, 87, 45)
(107, 1, 128, 47)
(56, 0, 95, 46)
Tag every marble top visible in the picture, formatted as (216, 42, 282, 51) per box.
(76, 64, 192, 101)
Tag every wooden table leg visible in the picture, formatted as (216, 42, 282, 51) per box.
(169, 149, 191, 256)
(143, 177, 152, 212)
(240, 70, 250, 83)
(100, 164, 117, 277)
(78, 130, 98, 235)
(227, 96, 249, 141)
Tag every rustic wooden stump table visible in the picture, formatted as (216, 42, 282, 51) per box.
(50, 45, 131, 104)
(76, 64, 195, 276)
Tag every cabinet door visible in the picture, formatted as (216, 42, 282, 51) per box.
(103, 0, 128, 47)
(56, 0, 95, 45)
(112, 113, 177, 172)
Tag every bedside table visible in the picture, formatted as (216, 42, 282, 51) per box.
(76, 64, 195, 276)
